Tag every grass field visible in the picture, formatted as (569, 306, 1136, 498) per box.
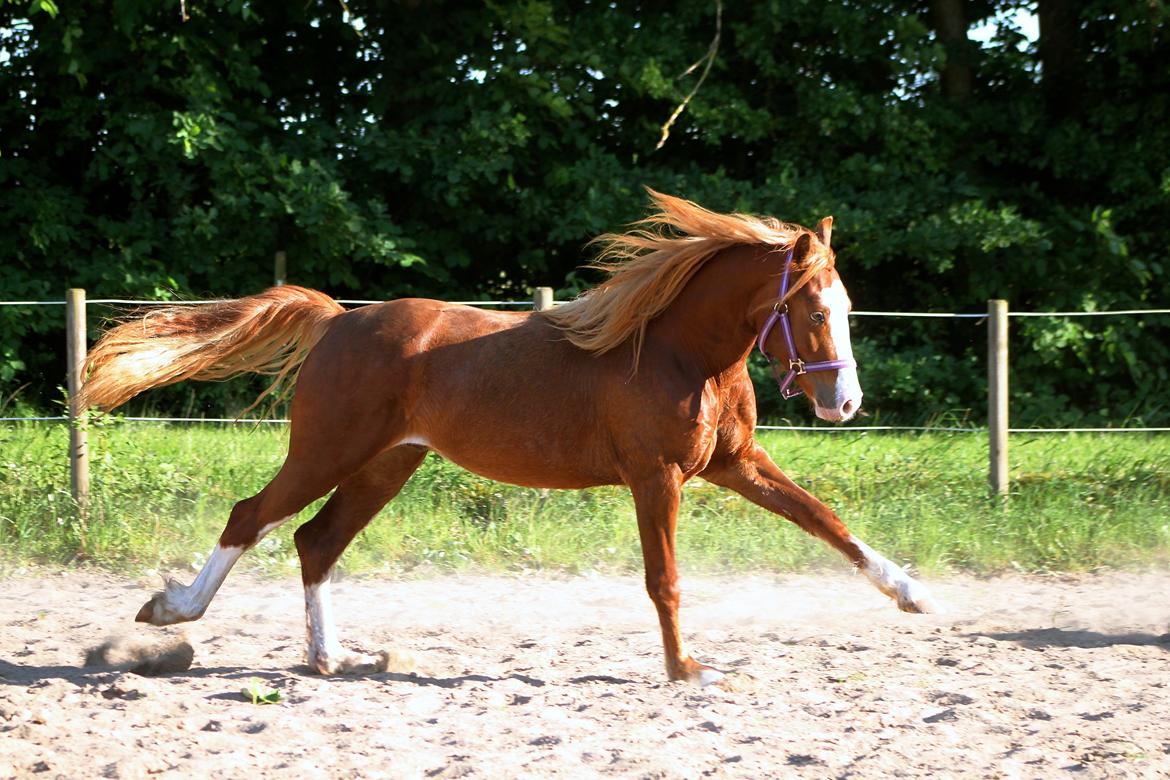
(1, 422, 1168, 577)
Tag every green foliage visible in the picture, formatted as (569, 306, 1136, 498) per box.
(0, 1, 1167, 424)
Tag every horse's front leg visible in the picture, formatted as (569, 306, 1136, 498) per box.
(628, 468, 725, 686)
(702, 443, 942, 613)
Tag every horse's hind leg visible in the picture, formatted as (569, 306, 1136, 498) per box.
(135, 422, 397, 626)
(292, 445, 428, 675)
(135, 454, 348, 626)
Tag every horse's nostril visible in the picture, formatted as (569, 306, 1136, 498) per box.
(841, 399, 856, 417)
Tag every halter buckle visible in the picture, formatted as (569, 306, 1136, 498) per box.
(789, 358, 806, 375)
(773, 301, 788, 314)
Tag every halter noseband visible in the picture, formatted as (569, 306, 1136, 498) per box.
(756, 246, 858, 400)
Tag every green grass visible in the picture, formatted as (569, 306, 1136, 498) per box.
(1, 421, 1168, 576)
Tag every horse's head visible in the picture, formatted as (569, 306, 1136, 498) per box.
(757, 217, 863, 423)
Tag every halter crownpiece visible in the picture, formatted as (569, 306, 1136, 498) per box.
(756, 246, 857, 399)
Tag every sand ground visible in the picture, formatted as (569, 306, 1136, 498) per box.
(2, 568, 1168, 778)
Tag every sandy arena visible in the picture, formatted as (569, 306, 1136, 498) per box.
(2, 568, 1168, 778)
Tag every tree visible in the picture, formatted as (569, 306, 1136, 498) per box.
(1, 0, 1166, 425)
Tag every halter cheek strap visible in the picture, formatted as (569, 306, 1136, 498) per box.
(756, 247, 857, 400)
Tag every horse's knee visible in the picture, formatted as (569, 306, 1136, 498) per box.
(644, 572, 680, 611)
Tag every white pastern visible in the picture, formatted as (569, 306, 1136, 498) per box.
(303, 577, 393, 674)
(144, 544, 244, 624)
(813, 279, 863, 422)
(851, 537, 943, 614)
(305, 579, 346, 666)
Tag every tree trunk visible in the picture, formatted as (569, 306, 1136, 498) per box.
(931, 0, 974, 100)
(1038, 0, 1081, 117)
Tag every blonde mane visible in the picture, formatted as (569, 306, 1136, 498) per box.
(542, 188, 833, 369)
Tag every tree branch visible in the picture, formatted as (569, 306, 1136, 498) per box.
(655, 0, 722, 151)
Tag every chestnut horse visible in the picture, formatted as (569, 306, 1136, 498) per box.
(80, 190, 939, 685)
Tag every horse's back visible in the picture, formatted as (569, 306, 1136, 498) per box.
(293, 298, 624, 488)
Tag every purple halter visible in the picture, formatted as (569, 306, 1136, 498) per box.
(756, 247, 857, 399)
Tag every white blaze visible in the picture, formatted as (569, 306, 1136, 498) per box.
(815, 279, 863, 421)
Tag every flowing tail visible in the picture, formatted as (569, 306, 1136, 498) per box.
(79, 285, 345, 413)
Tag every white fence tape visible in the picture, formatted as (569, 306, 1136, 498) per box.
(1, 298, 1167, 433)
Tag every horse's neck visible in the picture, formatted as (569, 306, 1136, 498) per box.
(649, 244, 781, 376)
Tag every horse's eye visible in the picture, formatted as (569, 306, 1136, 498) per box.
(810, 311, 826, 325)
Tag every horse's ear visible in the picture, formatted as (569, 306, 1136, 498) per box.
(816, 216, 833, 248)
(792, 231, 813, 261)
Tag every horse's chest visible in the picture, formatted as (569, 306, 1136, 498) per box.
(674, 383, 724, 477)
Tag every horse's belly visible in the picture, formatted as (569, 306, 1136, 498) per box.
(398, 431, 618, 490)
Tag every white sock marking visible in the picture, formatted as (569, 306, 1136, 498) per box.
(256, 515, 293, 541)
(152, 544, 244, 622)
(851, 536, 941, 613)
(305, 578, 346, 665)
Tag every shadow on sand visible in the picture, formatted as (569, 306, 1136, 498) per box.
(970, 627, 1170, 651)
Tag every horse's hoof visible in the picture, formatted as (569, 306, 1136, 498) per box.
(134, 581, 203, 626)
(896, 581, 946, 614)
(135, 592, 183, 625)
(135, 595, 161, 623)
(698, 667, 725, 687)
(689, 665, 758, 692)
(669, 658, 728, 687)
(311, 649, 415, 676)
(899, 597, 945, 614)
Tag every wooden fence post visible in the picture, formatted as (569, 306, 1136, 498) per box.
(988, 299, 1009, 497)
(532, 286, 554, 311)
(66, 288, 90, 527)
